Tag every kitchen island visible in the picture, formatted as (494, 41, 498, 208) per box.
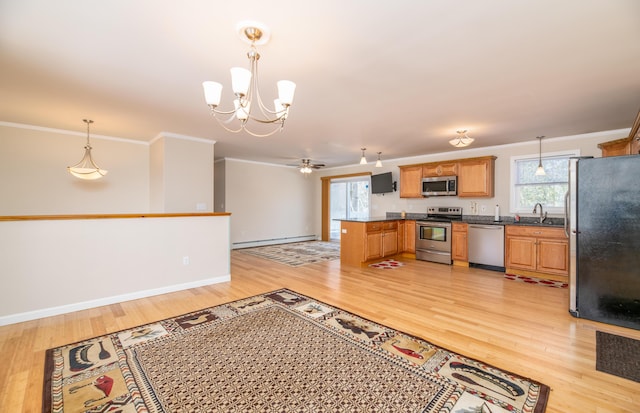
(338, 217, 409, 267)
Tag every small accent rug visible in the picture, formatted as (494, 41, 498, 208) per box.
(43, 289, 549, 413)
(504, 273, 568, 288)
(238, 241, 340, 267)
(596, 331, 640, 383)
(369, 259, 405, 269)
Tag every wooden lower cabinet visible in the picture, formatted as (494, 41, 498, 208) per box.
(404, 220, 416, 254)
(505, 225, 568, 279)
(365, 221, 398, 260)
(451, 222, 468, 263)
(340, 220, 400, 266)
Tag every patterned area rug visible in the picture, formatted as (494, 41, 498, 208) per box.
(504, 273, 568, 288)
(43, 289, 549, 413)
(238, 241, 340, 267)
(369, 259, 405, 269)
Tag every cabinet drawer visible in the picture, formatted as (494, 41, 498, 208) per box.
(506, 225, 566, 239)
(366, 222, 383, 232)
(452, 222, 468, 232)
(383, 221, 398, 230)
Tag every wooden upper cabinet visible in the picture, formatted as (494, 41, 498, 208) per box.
(399, 166, 423, 198)
(457, 156, 496, 198)
(422, 162, 458, 177)
(399, 156, 496, 198)
(598, 108, 640, 157)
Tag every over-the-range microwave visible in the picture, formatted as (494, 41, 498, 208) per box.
(422, 175, 457, 196)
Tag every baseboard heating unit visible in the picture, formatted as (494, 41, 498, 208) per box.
(232, 235, 317, 249)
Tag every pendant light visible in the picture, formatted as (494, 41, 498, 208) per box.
(359, 148, 367, 164)
(535, 135, 546, 176)
(375, 152, 383, 167)
(68, 119, 108, 180)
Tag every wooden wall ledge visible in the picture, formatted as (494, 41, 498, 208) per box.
(0, 212, 231, 221)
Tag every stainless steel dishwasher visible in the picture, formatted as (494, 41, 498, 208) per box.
(468, 224, 505, 271)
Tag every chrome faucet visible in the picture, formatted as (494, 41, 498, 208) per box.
(532, 203, 547, 224)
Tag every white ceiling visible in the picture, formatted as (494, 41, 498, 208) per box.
(1, 1, 639, 168)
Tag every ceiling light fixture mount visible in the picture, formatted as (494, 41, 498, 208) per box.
(449, 130, 474, 148)
(202, 21, 296, 138)
(67, 119, 108, 180)
(535, 135, 546, 176)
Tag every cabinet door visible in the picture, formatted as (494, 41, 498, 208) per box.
(537, 238, 569, 275)
(382, 229, 398, 257)
(399, 166, 423, 198)
(404, 220, 416, 253)
(505, 236, 536, 270)
(451, 223, 468, 262)
(365, 231, 383, 261)
(458, 157, 495, 197)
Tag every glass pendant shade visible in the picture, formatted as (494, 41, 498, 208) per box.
(202, 81, 223, 106)
(230, 67, 252, 96)
(375, 152, 382, 167)
(277, 80, 296, 106)
(234, 99, 250, 120)
(535, 163, 546, 176)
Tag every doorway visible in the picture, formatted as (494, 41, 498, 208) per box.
(329, 176, 371, 240)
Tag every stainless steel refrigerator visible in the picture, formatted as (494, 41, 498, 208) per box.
(567, 155, 640, 330)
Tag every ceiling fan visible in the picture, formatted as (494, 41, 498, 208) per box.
(290, 159, 325, 174)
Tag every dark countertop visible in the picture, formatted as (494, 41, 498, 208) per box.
(337, 214, 564, 227)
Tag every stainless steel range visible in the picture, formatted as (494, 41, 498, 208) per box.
(415, 207, 462, 265)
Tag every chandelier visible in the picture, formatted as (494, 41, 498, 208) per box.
(202, 21, 296, 138)
(67, 119, 108, 180)
(449, 130, 474, 148)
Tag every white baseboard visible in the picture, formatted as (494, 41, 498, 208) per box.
(232, 235, 317, 249)
(0, 274, 231, 326)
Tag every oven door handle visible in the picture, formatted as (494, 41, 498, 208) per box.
(418, 249, 450, 256)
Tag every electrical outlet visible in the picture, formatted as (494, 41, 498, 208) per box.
(183, 256, 190, 266)
(480, 205, 487, 213)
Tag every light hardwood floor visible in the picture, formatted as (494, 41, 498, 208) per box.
(1, 250, 639, 412)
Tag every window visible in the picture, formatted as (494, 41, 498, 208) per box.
(510, 150, 579, 214)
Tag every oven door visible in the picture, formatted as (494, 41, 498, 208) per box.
(415, 221, 451, 252)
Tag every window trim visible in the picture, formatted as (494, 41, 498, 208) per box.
(509, 149, 580, 214)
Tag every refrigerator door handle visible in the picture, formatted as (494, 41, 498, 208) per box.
(564, 191, 569, 238)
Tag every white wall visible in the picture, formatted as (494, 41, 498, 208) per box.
(0, 122, 215, 215)
(0, 215, 231, 325)
(223, 159, 317, 247)
(0, 123, 149, 215)
(313, 129, 629, 234)
(150, 133, 215, 213)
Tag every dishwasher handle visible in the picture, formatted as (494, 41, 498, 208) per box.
(468, 225, 503, 230)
